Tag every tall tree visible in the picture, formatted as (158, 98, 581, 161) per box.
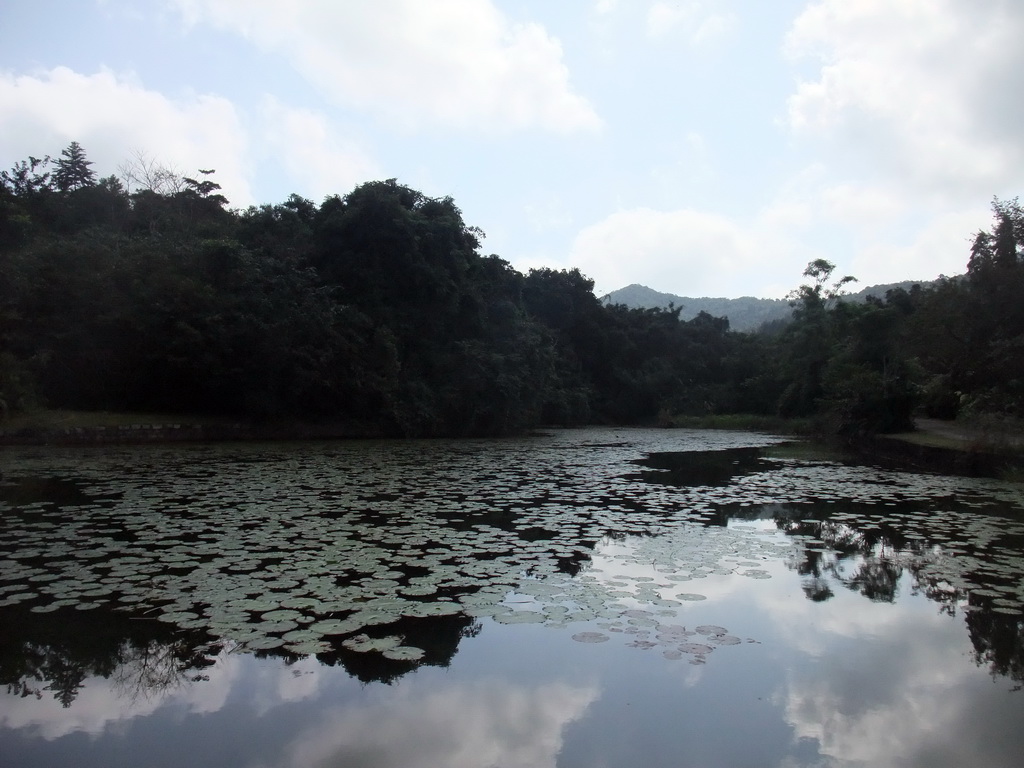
(776, 259, 855, 417)
(52, 141, 96, 192)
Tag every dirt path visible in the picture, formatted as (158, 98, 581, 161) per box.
(900, 418, 1024, 450)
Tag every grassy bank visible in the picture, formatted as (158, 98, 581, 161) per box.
(0, 408, 389, 444)
(657, 412, 814, 435)
(1, 409, 233, 430)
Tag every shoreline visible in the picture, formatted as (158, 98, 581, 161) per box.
(0, 412, 389, 445)
(3, 411, 1021, 481)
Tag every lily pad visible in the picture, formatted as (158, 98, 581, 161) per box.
(382, 645, 426, 661)
(679, 642, 714, 655)
(695, 625, 728, 636)
(571, 632, 610, 643)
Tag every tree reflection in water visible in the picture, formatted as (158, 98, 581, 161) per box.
(111, 639, 213, 703)
(766, 501, 1024, 688)
(1, 604, 480, 705)
(0, 606, 218, 707)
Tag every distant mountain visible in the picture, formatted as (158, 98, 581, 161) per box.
(600, 280, 929, 332)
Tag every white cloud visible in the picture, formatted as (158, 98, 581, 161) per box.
(572, 0, 1023, 297)
(646, 1, 736, 45)
(812, 180, 989, 283)
(785, 0, 1024, 199)
(568, 202, 824, 298)
(172, 0, 601, 134)
(820, 182, 909, 235)
(0, 66, 256, 206)
(0, 649, 243, 740)
(260, 96, 380, 201)
(569, 207, 761, 296)
(271, 655, 325, 704)
(266, 678, 599, 768)
(851, 206, 990, 284)
(778, 597, 1011, 767)
(565, 175, 977, 299)
(779, 167, 990, 286)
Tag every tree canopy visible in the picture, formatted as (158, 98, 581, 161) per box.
(52, 141, 96, 192)
(2, 142, 1021, 437)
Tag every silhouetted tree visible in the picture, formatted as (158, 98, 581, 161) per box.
(52, 141, 96, 192)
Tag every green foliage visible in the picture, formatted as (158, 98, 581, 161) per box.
(0, 352, 35, 418)
(787, 258, 858, 311)
(907, 198, 1024, 419)
(2, 141, 1022, 438)
(919, 373, 959, 420)
(52, 141, 96, 193)
(774, 261, 917, 437)
(1, 155, 52, 196)
(657, 412, 813, 434)
(308, 179, 558, 434)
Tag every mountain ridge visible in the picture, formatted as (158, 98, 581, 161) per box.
(600, 280, 930, 332)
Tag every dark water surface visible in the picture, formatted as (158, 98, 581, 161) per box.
(1, 428, 1022, 767)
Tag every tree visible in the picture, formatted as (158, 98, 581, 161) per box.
(182, 168, 228, 207)
(968, 197, 1023, 281)
(817, 297, 917, 436)
(1, 155, 53, 245)
(52, 142, 96, 192)
(935, 197, 1024, 416)
(118, 149, 185, 195)
(786, 258, 857, 311)
(776, 260, 855, 417)
(0, 155, 51, 196)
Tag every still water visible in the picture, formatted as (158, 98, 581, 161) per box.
(1, 428, 1022, 767)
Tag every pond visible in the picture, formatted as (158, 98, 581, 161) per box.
(1, 427, 1023, 767)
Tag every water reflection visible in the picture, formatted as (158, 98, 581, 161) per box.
(0, 605, 482, 708)
(627, 445, 771, 486)
(0, 641, 238, 742)
(314, 613, 479, 684)
(763, 502, 1024, 687)
(2, 636, 599, 768)
(1, 605, 217, 708)
(262, 678, 599, 768)
(777, 584, 1024, 768)
(1, 429, 1023, 767)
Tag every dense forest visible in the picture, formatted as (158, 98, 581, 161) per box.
(1, 143, 1022, 438)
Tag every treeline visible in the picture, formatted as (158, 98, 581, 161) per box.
(1, 143, 1022, 437)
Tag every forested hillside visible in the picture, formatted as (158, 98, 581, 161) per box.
(601, 281, 930, 332)
(2, 143, 1022, 438)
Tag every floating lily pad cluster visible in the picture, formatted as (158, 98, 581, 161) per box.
(574, 612, 750, 664)
(0, 428, 1022, 662)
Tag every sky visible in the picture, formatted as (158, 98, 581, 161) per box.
(2, 0, 1023, 299)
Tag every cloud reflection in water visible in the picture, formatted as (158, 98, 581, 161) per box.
(256, 678, 599, 768)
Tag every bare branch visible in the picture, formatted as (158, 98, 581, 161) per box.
(118, 149, 185, 195)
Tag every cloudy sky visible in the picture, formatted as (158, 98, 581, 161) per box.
(2, 0, 1022, 298)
